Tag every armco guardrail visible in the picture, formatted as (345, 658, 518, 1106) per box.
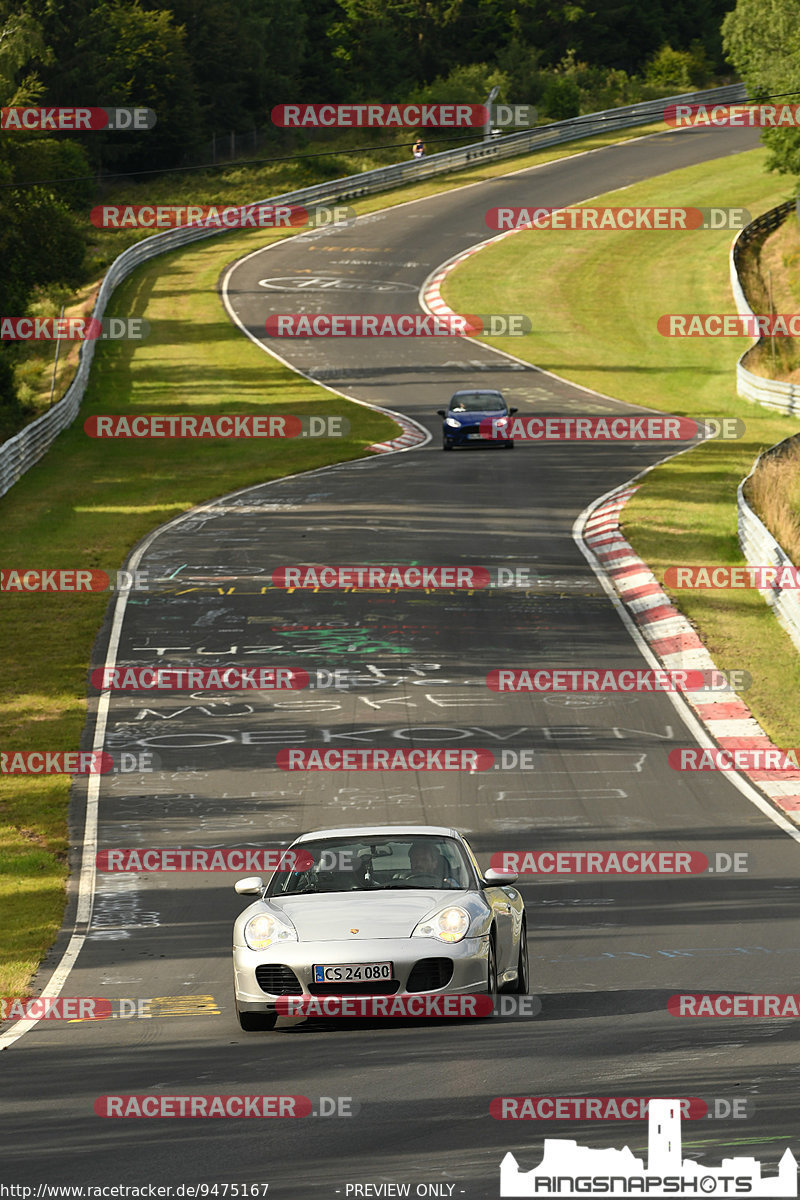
(738, 437, 800, 653)
(0, 82, 746, 499)
(731, 198, 800, 413)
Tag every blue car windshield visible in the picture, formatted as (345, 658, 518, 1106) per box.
(449, 393, 506, 412)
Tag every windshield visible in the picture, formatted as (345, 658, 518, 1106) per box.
(449, 392, 506, 413)
(267, 835, 474, 896)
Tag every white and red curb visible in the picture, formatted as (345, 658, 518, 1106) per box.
(366, 412, 428, 454)
(583, 485, 800, 819)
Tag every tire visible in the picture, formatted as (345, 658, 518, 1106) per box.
(509, 921, 529, 994)
(505, 441, 514, 449)
(236, 997, 278, 1031)
(486, 934, 499, 999)
(443, 437, 453, 451)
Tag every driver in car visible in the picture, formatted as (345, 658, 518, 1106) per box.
(407, 842, 460, 887)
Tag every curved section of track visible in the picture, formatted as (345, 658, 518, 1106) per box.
(7, 124, 800, 1199)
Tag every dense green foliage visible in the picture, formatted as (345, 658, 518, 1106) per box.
(723, 0, 800, 178)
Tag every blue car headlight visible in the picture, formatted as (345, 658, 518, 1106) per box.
(444, 417, 462, 429)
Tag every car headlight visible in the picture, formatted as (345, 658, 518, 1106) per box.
(444, 417, 461, 428)
(243, 912, 297, 951)
(412, 906, 471, 944)
(493, 416, 508, 426)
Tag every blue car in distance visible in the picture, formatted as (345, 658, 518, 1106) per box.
(437, 389, 518, 451)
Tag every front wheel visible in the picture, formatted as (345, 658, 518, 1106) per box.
(509, 921, 529, 993)
(236, 997, 278, 1031)
(504, 440, 515, 449)
(442, 436, 453, 451)
(486, 935, 499, 999)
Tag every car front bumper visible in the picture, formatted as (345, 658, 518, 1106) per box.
(233, 934, 490, 1013)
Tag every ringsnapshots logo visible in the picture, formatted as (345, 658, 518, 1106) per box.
(264, 314, 530, 337)
(0, 107, 156, 131)
(1, 317, 148, 341)
(91, 204, 356, 230)
(486, 207, 750, 231)
(664, 101, 800, 127)
(271, 103, 536, 129)
(499, 1098, 796, 1197)
(487, 668, 751, 693)
(477, 415, 745, 442)
(83, 414, 348, 438)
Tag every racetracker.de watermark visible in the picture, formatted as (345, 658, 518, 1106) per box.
(665, 565, 800, 588)
(271, 102, 536, 127)
(272, 103, 486, 127)
(485, 207, 751, 231)
(659, 313, 800, 336)
(488, 850, 749, 875)
(486, 668, 750, 692)
(273, 995, 538, 1018)
(90, 667, 309, 690)
(83, 414, 348, 438)
(664, 102, 800, 127)
(1, 751, 156, 775)
(90, 204, 355, 230)
(670, 993, 800, 1017)
(275, 748, 494, 770)
(95, 1095, 310, 1118)
(95, 848, 314, 871)
(490, 1096, 752, 1119)
(0, 997, 112, 1021)
(0, 751, 113, 775)
(0, 107, 156, 130)
(478, 415, 745, 441)
(263, 314, 530, 337)
(669, 748, 800, 773)
(273, 565, 500, 589)
(1, 569, 149, 592)
(1, 317, 148, 340)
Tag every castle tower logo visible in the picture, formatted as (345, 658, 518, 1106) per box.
(500, 1098, 797, 1196)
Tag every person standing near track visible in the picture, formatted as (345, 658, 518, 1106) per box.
(412, 135, 425, 159)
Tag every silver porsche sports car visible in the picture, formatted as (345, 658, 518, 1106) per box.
(232, 824, 528, 1031)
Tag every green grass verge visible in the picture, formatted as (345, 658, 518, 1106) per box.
(0, 116, 676, 999)
(443, 146, 800, 749)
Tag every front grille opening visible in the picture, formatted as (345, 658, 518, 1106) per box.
(255, 964, 303, 995)
(406, 958, 454, 992)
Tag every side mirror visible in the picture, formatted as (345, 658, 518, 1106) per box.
(235, 876, 265, 896)
(483, 868, 519, 885)
(437, 409, 446, 417)
(509, 407, 518, 416)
